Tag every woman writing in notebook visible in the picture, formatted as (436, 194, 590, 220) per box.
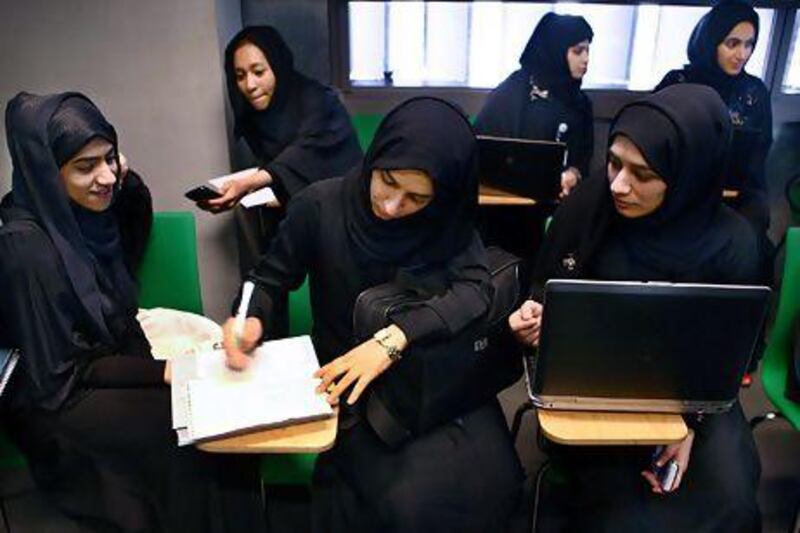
(0, 92, 263, 532)
(509, 84, 761, 531)
(223, 97, 523, 532)
(475, 12, 595, 199)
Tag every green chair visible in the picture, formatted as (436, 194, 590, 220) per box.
(260, 277, 318, 487)
(758, 227, 800, 429)
(137, 211, 203, 314)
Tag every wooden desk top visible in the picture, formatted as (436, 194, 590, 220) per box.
(538, 410, 687, 446)
(723, 189, 739, 199)
(197, 413, 337, 454)
(479, 184, 537, 206)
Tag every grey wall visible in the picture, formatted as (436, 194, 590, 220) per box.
(242, 0, 331, 83)
(0, 0, 244, 322)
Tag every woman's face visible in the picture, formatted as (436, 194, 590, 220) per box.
(607, 135, 667, 218)
(59, 137, 118, 212)
(566, 40, 590, 80)
(233, 42, 276, 111)
(369, 168, 434, 220)
(716, 21, 756, 76)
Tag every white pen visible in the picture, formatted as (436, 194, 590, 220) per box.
(234, 281, 256, 348)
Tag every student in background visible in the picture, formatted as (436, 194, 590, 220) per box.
(509, 85, 761, 531)
(475, 12, 594, 199)
(201, 25, 362, 337)
(223, 97, 523, 532)
(656, 0, 772, 235)
(0, 92, 263, 532)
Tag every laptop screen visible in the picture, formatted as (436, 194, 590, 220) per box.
(533, 280, 770, 407)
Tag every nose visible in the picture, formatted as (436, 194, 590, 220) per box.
(382, 195, 405, 218)
(610, 170, 631, 196)
(245, 73, 258, 92)
(96, 162, 117, 187)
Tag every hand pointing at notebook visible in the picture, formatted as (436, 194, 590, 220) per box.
(509, 299, 543, 347)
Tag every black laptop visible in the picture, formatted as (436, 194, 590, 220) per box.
(477, 135, 566, 201)
(526, 280, 770, 414)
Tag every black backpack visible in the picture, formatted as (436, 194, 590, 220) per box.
(352, 247, 524, 448)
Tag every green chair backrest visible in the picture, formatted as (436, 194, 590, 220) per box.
(289, 278, 312, 337)
(761, 227, 800, 429)
(137, 211, 203, 315)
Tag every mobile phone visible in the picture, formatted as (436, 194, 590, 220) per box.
(651, 446, 679, 491)
(185, 185, 222, 203)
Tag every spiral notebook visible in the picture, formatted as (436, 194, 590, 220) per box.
(171, 335, 333, 445)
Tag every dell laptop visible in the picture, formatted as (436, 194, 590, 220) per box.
(527, 279, 770, 414)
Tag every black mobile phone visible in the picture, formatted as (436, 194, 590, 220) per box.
(185, 185, 222, 203)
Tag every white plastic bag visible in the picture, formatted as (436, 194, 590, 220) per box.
(136, 308, 222, 360)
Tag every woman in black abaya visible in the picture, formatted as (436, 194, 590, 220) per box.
(656, 0, 772, 235)
(222, 97, 523, 532)
(476, 13, 595, 198)
(0, 92, 263, 533)
(509, 84, 762, 531)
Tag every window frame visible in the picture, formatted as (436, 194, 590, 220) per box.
(329, 0, 800, 119)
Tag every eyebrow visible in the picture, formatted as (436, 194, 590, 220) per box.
(71, 149, 115, 165)
(608, 151, 655, 174)
(385, 170, 433, 198)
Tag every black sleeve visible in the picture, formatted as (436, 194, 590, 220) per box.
(113, 169, 153, 273)
(388, 235, 493, 345)
(80, 356, 165, 388)
(474, 78, 519, 136)
(568, 97, 594, 178)
(265, 89, 361, 203)
(241, 190, 319, 329)
(737, 85, 772, 231)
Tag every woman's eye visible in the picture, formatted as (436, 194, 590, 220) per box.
(382, 174, 397, 186)
(76, 164, 93, 173)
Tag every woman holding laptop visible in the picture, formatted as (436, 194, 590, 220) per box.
(509, 84, 761, 531)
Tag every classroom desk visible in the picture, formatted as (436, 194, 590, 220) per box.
(537, 410, 688, 446)
(197, 413, 337, 454)
(478, 184, 537, 206)
(478, 184, 739, 206)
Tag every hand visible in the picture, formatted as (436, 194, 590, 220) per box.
(508, 299, 544, 347)
(199, 169, 272, 213)
(222, 316, 263, 370)
(118, 152, 129, 182)
(641, 429, 695, 494)
(559, 168, 580, 199)
(314, 338, 397, 406)
(163, 360, 172, 384)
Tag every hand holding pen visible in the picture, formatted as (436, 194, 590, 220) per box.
(222, 281, 263, 370)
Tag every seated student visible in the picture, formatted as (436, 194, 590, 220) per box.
(475, 13, 594, 198)
(509, 84, 761, 532)
(0, 92, 263, 533)
(655, 0, 772, 235)
(222, 97, 523, 532)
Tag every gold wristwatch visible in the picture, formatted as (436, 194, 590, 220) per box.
(373, 327, 403, 362)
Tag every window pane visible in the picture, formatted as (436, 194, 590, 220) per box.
(629, 6, 773, 90)
(555, 3, 636, 88)
(347, 2, 775, 90)
(782, 13, 800, 93)
(387, 2, 425, 84)
(349, 2, 385, 82)
(426, 2, 469, 83)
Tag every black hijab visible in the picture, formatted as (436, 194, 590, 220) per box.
(223, 25, 362, 198)
(685, 0, 760, 100)
(344, 97, 479, 276)
(533, 84, 737, 285)
(608, 84, 733, 275)
(224, 25, 296, 138)
(5, 92, 136, 343)
(519, 12, 593, 107)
